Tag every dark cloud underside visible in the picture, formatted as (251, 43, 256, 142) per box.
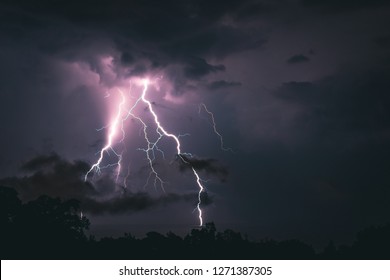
(0, 154, 209, 215)
(287, 54, 310, 64)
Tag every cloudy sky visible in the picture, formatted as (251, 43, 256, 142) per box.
(1, 0, 390, 248)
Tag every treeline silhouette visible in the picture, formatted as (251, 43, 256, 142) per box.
(1, 186, 389, 259)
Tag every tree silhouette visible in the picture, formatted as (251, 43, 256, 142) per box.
(0, 186, 89, 259)
(321, 240, 337, 259)
(0, 186, 22, 225)
(1, 186, 390, 259)
(0, 186, 23, 254)
(351, 224, 390, 259)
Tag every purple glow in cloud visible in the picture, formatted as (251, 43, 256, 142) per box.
(84, 75, 228, 226)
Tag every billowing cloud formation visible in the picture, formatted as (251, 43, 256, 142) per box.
(0, 0, 267, 94)
(302, 0, 388, 13)
(82, 192, 210, 215)
(273, 68, 390, 134)
(179, 155, 228, 182)
(287, 54, 310, 64)
(1, 153, 95, 202)
(0, 154, 208, 215)
(207, 80, 242, 90)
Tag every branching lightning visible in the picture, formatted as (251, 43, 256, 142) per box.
(199, 103, 233, 152)
(85, 79, 227, 227)
(84, 90, 126, 181)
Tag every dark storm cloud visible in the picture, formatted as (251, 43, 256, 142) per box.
(163, 25, 267, 59)
(232, 62, 390, 241)
(183, 57, 225, 80)
(287, 54, 310, 64)
(0, 154, 208, 214)
(274, 81, 315, 102)
(0, 154, 95, 202)
(179, 155, 228, 182)
(273, 67, 390, 134)
(199, 191, 214, 206)
(302, 0, 390, 13)
(242, 66, 390, 227)
(120, 52, 135, 65)
(373, 36, 390, 49)
(82, 191, 207, 215)
(207, 80, 242, 90)
(89, 139, 105, 149)
(21, 153, 62, 171)
(231, 0, 275, 21)
(0, 0, 268, 91)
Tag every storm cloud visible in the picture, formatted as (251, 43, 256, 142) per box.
(0, 154, 208, 215)
(287, 54, 310, 64)
(0, 0, 267, 93)
(178, 155, 228, 182)
(1, 0, 390, 247)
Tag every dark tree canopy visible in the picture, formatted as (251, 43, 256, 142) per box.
(1, 186, 389, 259)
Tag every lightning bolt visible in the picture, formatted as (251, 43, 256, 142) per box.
(84, 90, 126, 181)
(199, 103, 233, 152)
(85, 79, 227, 227)
(138, 80, 205, 225)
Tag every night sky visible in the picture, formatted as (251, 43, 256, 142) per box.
(1, 0, 390, 248)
